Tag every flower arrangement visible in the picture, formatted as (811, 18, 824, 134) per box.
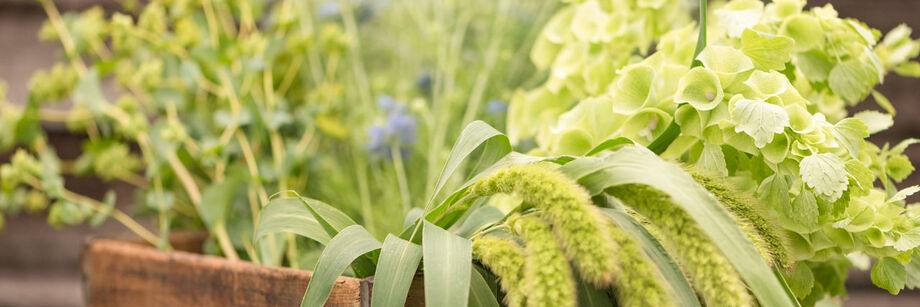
(1, 0, 919, 306)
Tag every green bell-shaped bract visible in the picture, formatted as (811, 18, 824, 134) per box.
(618, 108, 672, 144)
(744, 70, 789, 98)
(784, 104, 815, 134)
(780, 14, 824, 52)
(675, 104, 706, 138)
(697, 46, 755, 88)
(611, 64, 657, 115)
(714, 0, 764, 38)
(675, 67, 725, 111)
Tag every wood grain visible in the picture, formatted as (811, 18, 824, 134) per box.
(81, 233, 425, 307)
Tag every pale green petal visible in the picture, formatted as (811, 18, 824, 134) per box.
(715, 0, 764, 38)
(744, 70, 789, 97)
(741, 29, 795, 71)
(779, 14, 824, 52)
(784, 104, 815, 134)
(675, 67, 724, 111)
(761, 132, 789, 164)
(698, 46, 755, 88)
(611, 64, 657, 115)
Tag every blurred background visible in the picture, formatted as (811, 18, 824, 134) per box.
(0, 0, 917, 306)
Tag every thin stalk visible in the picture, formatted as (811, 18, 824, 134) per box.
(353, 152, 376, 234)
(460, 0, 510, 127)
(339, 0, 373, 111)
(24, 176, 158, 245)
(390, 144, 412, 214)
(213, 222, 240, 261)
(38, 0, 86, 74)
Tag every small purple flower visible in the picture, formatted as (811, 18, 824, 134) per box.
(377, 95, 397, 112)
(387, 111, 417, 144)
(366, 95, 418, 161)
(486, 99, 507, 115)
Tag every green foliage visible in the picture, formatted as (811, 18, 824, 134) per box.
(472, 235, 527, 307)
(609, 184, 753, 306)
(509, 0, 920, 302)
(687, 166, 790, 267)
(471, 164, 617, 286)
(509, 214, 577, 307)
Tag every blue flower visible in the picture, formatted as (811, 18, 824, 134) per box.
(365, 95, 418, 161)
(387, 110, 417, 144)
(377, 95, 397, 112)
(486, 99, 508, 115)
(416, 72, 432, 96)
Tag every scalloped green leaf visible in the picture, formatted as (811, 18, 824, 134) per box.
(731, 97, 790, 148)
(800, 153, 848, 201)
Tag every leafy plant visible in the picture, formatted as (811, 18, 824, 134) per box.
(508, 0, 920, 303)
(259, 121, 803, 306)
(0, 0, 553, 267)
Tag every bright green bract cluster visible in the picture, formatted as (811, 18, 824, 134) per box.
(507, 0, 691, 145)
(510, 0, 920, 302)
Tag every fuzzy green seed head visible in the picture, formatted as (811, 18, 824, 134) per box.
(509, 214, 577, 307)
(472, 164, 617, 286)
(473, 235, 527, 307)
(605, 219, 676, 307)
(608, 184, 754, 307)
(685, 166, 790, 267)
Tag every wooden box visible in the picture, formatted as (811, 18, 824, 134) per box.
(81, 233, 424, 306)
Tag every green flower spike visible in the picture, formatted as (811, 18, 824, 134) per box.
(471, 164, 618, 286)
(685, 166, 790, 267)
(608, 184, 753, 307)
(473, 235, 527, 307)
(509, 214, 577, 307)
(605, 219, 676, 307)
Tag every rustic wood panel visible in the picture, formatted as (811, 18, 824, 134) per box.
(81, 234, 369, 307)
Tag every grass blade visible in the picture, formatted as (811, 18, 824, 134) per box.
(423, 221, 472, 307)
(255, 198, 330, 244)
(577, 277, 614, 307)
(301, 225, 382, 307)
(296, 195, 358, 236)
(371, 235, 423, 307)
(450, 205, 505, 239)
(469, 267, 500, 307)
(425, 121, 511, 211)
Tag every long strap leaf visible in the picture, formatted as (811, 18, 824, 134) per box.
(255, 198, 330, 244)
(469, 267, 500, 307)
(301, 225, 382, 307)
(560, 146, 795, 307)
(425, 120, 511, 211)
(423, 221, 472, 307)
(371, 235, 423, 307)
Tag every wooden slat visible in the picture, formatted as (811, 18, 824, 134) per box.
(81, 235, 368, 307)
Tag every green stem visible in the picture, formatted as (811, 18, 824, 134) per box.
(647, 0, 707, 155)
(391, 144, 412, 214)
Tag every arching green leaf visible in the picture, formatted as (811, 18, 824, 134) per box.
(301, 225, 382, 307)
